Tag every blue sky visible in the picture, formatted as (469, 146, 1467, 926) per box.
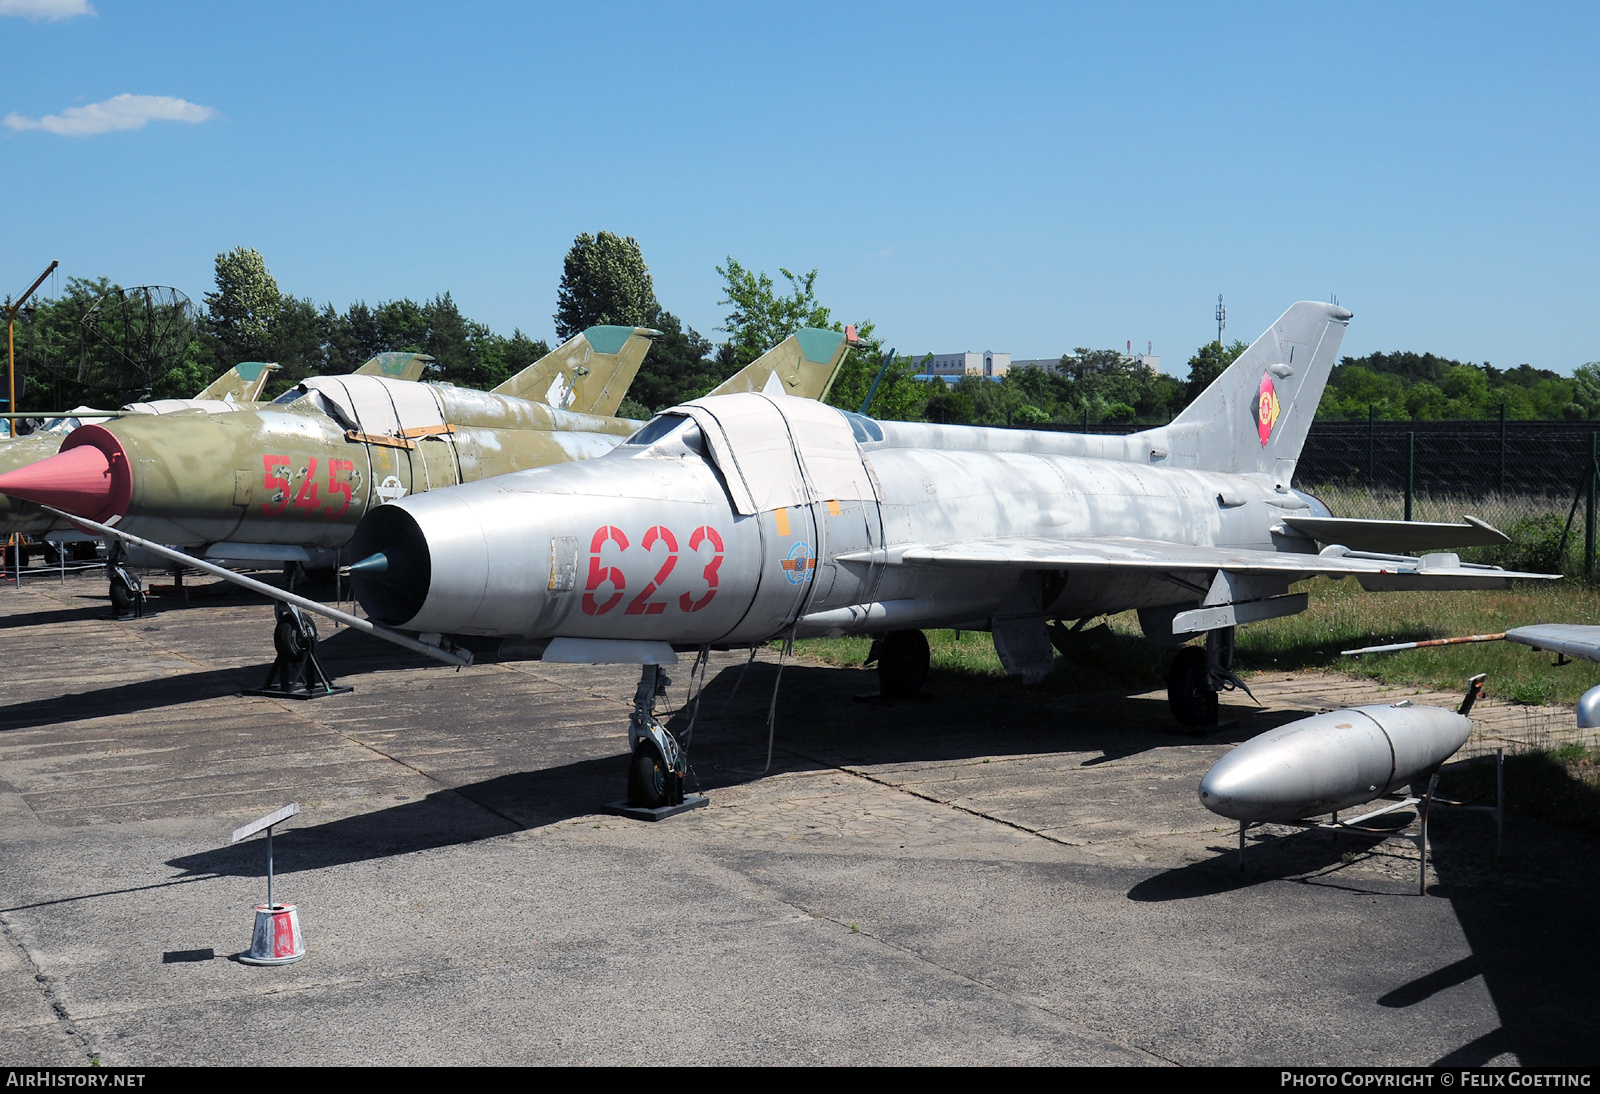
(3, 1, 1598, 374)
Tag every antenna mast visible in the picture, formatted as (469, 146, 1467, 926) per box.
(1215, 293, 1226, 345)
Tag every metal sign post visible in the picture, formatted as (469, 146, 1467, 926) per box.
(231, 802, 305, 965)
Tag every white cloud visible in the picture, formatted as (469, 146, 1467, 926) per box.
(4, 94, 217, 137)
(0, 0, 95, 21)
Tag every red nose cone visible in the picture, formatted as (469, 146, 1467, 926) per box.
(0, 425, 131, 523)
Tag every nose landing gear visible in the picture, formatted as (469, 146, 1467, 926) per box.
(243, 601, 353, 700)
(605, 663, 708, 821)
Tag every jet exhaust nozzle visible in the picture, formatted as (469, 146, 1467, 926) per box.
(348, 507, 433, 626)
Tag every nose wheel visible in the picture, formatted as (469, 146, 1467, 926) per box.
(108, 562, 145, 619)
(604, 664, 708, 821)
(628, 742, 675, 808)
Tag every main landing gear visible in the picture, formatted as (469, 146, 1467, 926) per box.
(243, 601, 353, 700)
(105, 542, 145, 619)
(1167, 626, 1254, 732)
(865, 629, 930, 698)
(606, 664, 708, 820)
(243, 565, 351, 700)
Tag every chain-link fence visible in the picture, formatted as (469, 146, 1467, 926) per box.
(1296, 420, 1600, 578)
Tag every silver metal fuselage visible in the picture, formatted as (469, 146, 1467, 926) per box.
(351, 396, 1317, 645)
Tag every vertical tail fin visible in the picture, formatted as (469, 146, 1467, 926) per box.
(705, 326, 858, 401)
(492, 326, 658, 417)
(196, 362, 279, 402)
(354, 352, 434, 382)
(1157, 301, 1351, 481)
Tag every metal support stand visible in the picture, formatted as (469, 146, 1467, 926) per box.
(1234, 758, 1505, 895)
(1417, 772, 1438, 896)
(243, 602, 352, 700)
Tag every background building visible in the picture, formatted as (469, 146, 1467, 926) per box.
(1010, 341, 1160, 375)
(915, 350, 1011, 384)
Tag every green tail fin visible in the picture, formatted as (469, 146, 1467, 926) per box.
(354, 352, 434, 382)
(706, 326, 857, 402)
(493, 326, 658, 417)
(196, 361, 279, 402)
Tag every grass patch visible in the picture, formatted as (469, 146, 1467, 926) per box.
(1238, 577, 1600, 705)
(1441, 744, 1600, 838)
(795, 627, 1168, 693)
(795, 577, 1600, 706)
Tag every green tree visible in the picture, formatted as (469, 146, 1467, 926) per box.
(553, 231, 659, 339)
(203, 247, 282, 362)
(715, 259, 831, 370)
(1573, 363, 1600, 419)
(318, 293, 550, 394)
(624, 308, 718, 412)
(1184, 339, 1248, 408)
(822, 329, 932, 422)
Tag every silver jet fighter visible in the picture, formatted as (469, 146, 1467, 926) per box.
(330, 301, 1553, 806)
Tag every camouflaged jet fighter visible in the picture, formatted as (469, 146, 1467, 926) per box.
(51, 302, 1556, 811)
(0, 354, 435, 544)
(0, 325, 857, 612)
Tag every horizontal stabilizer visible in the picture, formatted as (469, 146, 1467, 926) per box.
(835, 534, 1557, 589)
(1281, 515, 1508, 552)
(1505, 624, 1600, 664)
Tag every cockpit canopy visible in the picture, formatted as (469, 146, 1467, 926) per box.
(623, 414, 704, 455)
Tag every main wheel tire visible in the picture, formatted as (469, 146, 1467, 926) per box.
(108, 571, 139, 615)
(273, 611, 316, 662)
(1167, 645, 1218, 728)
(877, 629, 931, 698)
(628, 745, 669, 808)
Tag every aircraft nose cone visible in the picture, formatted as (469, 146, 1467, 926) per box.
(0, 426, 129, 522)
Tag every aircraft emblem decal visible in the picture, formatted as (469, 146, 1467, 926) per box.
(374, 475, 408, 504)
(1255, 373, 1281, 446)
(780, 541, 816, 584)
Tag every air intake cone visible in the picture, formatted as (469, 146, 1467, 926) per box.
(0, 426, 131, 523)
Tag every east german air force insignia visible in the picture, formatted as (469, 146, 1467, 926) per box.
(1255, 373, 1281, 446)
(781, 541, 816, 585)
